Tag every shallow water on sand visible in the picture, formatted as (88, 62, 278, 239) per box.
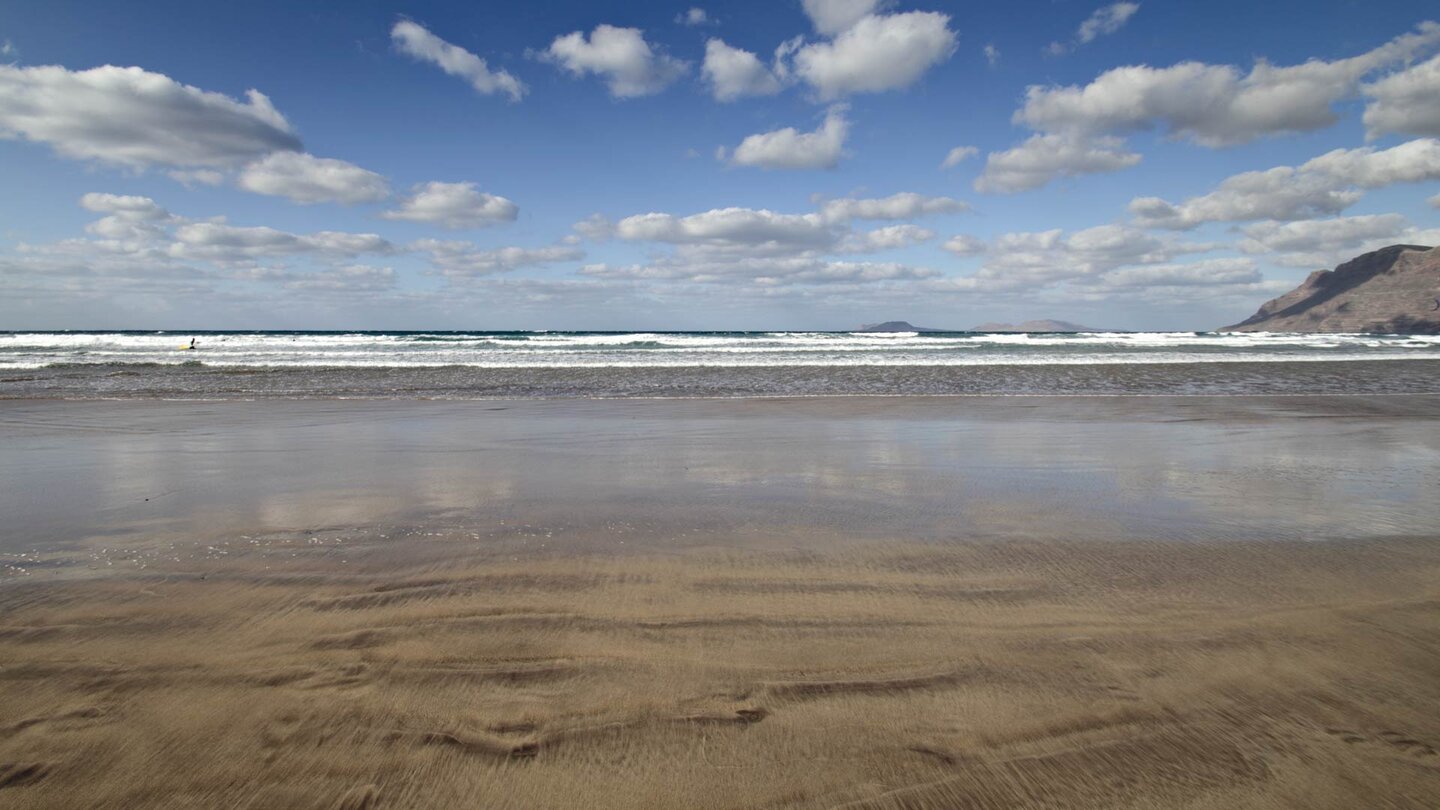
(3, 397, 1438, 563)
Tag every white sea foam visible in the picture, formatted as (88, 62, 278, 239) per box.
(2, 330, 1439, 370)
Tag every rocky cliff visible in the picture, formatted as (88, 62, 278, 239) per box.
(1222, 245, 1440, 334)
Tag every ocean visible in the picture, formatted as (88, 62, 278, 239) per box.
(4, 330, 1440, 398)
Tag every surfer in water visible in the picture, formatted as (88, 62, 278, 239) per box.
(189, 338, 197, 350)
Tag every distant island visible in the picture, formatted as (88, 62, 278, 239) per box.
(855, 319, 1101, 333)
(969, 319, 1100, 333)
(1221, 244, 1439, 334)
(854, 321, 947, 332)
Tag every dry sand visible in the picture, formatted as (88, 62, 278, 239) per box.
(1, 397, 1438, 808)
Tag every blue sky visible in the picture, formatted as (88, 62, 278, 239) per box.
(2, 0, 1438, 330)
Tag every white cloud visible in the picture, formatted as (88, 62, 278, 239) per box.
(839, 224, 936, 252)
(169, 223, 394, 263)
(613, 193, 962, 263)
(791, 11, 956, 99)
(940, 224, 1212, 292)
(583, 255, 938, 286)
(381, 181, 518, 229)
(1430, 193, 1440, 208)
(1077, 3, 1140, 44)
(942, 234, 986, 255)
(1048, 2, 1139, 55)
(677, 8, 711, 26)
(80, 192, 170, 219)
(1018, 22, 1440, 147)
(801, 0, 889, 36)
(1131, 138, 1440, 228)
(280, 264, 397, 293)
(1093, 257, 1258, 288)
(0, 64, 299, 169)
(391, 20, 526, 102)
(728, 105, 849, 169)
(1300, 138, 1440, 185)
(940, 145, 978, 169)
(1364, 54, 1440, 138)
(702, 39, 782, 101)
(572, 214, 615, 241)
(237, 152, 390, 205)
(1235, 214, 1440, 267)
(414, 239, 584, 277)
(817, 192, 967, 223)
(984, 44, 1000, 68)
(1, 39, 14, 57)
(974, 133, 1141, 193)
(78, 192, 178, 248)
(541, 25, 687, 98)
(166, 169, 225, 187)
(616, 207, 832, 249)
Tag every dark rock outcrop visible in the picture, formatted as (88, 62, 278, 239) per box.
(1222, 245, 1440, 334)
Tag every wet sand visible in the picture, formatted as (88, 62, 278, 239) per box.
(2, 397, 1439, 808)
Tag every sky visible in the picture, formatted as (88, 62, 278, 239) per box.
(1, 0, 1438, 331)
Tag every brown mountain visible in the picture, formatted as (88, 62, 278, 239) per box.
(1222, 244, 1440, 334)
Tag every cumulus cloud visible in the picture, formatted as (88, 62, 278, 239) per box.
(974, 133, 1141, 193)
(942, 234, 986, 255)
(790, 11, 956, 99)
(572, 214, 616, 241)
(1130, 138, 1440, 228)
(583, 255, 938, 286)
(728, 105, 849, 169)
(937, 224, 1212, 292)
(391, 20, 526, 101)
(838, 224, 936, 252)
(1363, 53, 1440, 138)
(677, 8, 711, 26)
(1017, 22, 1440, 147)
(601, 192, 977, 290)
(1235, 214, 1440, 267)
(1431, 193, 1440, 208)
(78, 192, 179, 248)
(237, 152, 390, 204)
(817, 192, 968, 223)
(616, 207, 833, 249)
(940, 145, 978, 169)
(541, 25, 687, 98)
(702, 39, 782, 101)
(801, 0, 889, 36)
(984, 44, 1000, 68)
(169, 223, 395, 263)
(414, 239, 584, 277)
(1091, 257, 1258, 288)
(381, 181, 518, 229)
(613, 193, 966, 265)
(0, 64, 299, 169)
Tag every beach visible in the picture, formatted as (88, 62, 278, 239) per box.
(2, 396, 1439, 808)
